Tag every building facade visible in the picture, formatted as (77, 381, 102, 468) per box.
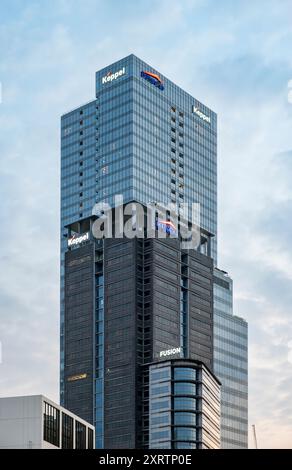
(61, 53, 217, 405)
(213, 269, 248, 448)
(60, 54, 248, 449)
(0, 395, 95, 449)
(62, 210, 220, 449)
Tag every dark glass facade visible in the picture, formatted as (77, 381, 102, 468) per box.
(62, 211, 219, 449)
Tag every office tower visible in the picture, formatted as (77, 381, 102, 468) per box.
(213, 268, 248, 448)
(63, 207, 220, 449)
(60, 54, 247, 449)
(61, 54, 217, 402)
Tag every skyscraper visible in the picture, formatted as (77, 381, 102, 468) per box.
(60, 54, 247, 449)
(63, 207, 221, 449)
(213, 268, 248, 448)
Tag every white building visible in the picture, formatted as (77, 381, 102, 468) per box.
(0, 395, 95, 449)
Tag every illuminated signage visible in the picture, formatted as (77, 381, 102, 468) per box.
(192, 106, 211, 124)
(68, 232, 89, 247)
(160, 347, 181, 358)
(67, 373, 87, 382)
(156, 219, 177, 236)
(102, 67, 126, 84)
(141, 71, 164, 90)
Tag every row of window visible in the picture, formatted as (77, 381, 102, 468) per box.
(43, 402, 94, 449)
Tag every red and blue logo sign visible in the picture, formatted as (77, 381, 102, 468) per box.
(141, 71, 164, 90)
(156, 219, 177, 236)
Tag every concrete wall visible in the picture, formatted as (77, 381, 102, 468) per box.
(0, 395, 47, 449)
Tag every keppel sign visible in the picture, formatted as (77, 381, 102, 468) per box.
(156, 219, 177, 236)
(141, 71, 164, 90)
(160, 347, 181, 358)
(193, 106, 211, 124)
(102, 67, 126, 84)
(68, 232, 89, 247)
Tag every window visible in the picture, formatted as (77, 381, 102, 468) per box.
(174, 368, 196, 381)
(150, 428, 171, 441)
(150, 367, 170, 382)
(151, 412, 170, 426)
(88, 428, 94, 449)
(174, 397, 197, 411)
(151, 384, 170, 396)
(151, 399, 170, 411)
(43, 402, 60, 447)
(75, 421, 86, 449)
(62, 413, 73, 449)
(174, 382, 196, 397)
(174, 427, 197, 441)
(174, 412, 197, 426)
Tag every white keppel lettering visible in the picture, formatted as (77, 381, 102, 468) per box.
(193, 106, 211, 124)
(101, 67, 126, 84)
(68, 232, 89, 247)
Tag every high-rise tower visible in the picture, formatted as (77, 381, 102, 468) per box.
(60, 55, 247, 449)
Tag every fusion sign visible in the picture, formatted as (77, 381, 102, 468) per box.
(141, 71, 164, 90)
(192, 106, 211, 124)
(102, 67, 126, 84)
(68, 232, 89, 247)
(160, 347, 181, 358)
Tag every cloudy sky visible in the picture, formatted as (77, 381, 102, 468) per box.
(0, 0, 292, 449)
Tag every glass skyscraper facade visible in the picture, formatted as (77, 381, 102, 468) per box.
(213, 268, 248, 448)
(149, 361, 220, 449)
(60, 54, 248, 449)
(61, 54, 217, 403)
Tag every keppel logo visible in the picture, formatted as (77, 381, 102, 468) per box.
(160, 347, 181, 358)
(68, 232, 89, 247)
(141, 71, 164, 90)
(102, 67, 126, 84)
(193, 106, 211, 124)
(157, 219, 177, 236)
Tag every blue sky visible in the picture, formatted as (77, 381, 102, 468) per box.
(1, 0, 292, 448)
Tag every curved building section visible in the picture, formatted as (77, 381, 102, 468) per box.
(148, 360, 220, 449)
